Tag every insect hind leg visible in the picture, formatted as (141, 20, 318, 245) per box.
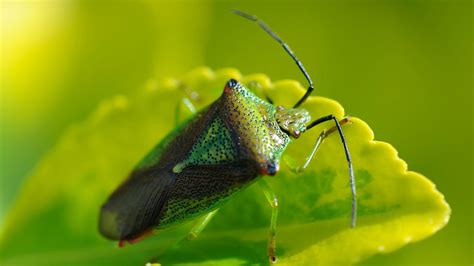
(295, 115, 356, 228)
(259, 180, 279, 264)
(186, 209, 219, 240)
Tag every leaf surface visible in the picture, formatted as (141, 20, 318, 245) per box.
(0, 68, 450, 265)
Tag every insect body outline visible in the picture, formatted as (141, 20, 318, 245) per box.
(99, 9, 356, 264)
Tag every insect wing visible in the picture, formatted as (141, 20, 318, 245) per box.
(159, 161, 258, 226)
(99, 167, 174, 241)
(99, 106, 218, 241)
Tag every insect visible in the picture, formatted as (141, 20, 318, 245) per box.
(99, 9, 356, 263)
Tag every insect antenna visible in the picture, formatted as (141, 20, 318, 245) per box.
(306, 115, 356, 228)
(232, 9, 314, 108)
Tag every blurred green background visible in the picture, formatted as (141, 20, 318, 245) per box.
(1, 0, 471, 265)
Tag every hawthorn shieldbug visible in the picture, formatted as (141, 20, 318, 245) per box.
(99, 10, 356, 263)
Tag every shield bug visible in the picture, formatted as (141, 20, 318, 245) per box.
(99, 9, 356, 263)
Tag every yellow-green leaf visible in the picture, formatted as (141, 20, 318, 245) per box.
(0, 67, 450, 265)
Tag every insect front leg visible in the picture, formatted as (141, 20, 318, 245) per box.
(174, 97, 197, 126)
(259, 180, 279, 264)
(292, 117, 352, 174)
(186, 209, 219, 240)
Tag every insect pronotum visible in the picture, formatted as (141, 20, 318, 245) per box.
(99, 9, 356, 264)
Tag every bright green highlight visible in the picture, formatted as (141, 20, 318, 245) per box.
(0, 68, 450, 265)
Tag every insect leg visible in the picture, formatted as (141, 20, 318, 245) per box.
(259, 180, 279, 263)
(305, 115, 356, 228)
(186, 209, 219, 240)
(174, 97, 197, 126)
(293, 117, 352, 173)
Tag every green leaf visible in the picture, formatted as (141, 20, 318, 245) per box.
(0, 67, 450, 265)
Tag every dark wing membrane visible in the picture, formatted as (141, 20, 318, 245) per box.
(158, 161, 259, 227)
(99, 167, 174, 241)
(99, 102, 222, 241)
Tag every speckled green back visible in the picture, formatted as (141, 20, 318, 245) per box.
(159, 80, 291, 227)
(100, 79, 291, 239)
